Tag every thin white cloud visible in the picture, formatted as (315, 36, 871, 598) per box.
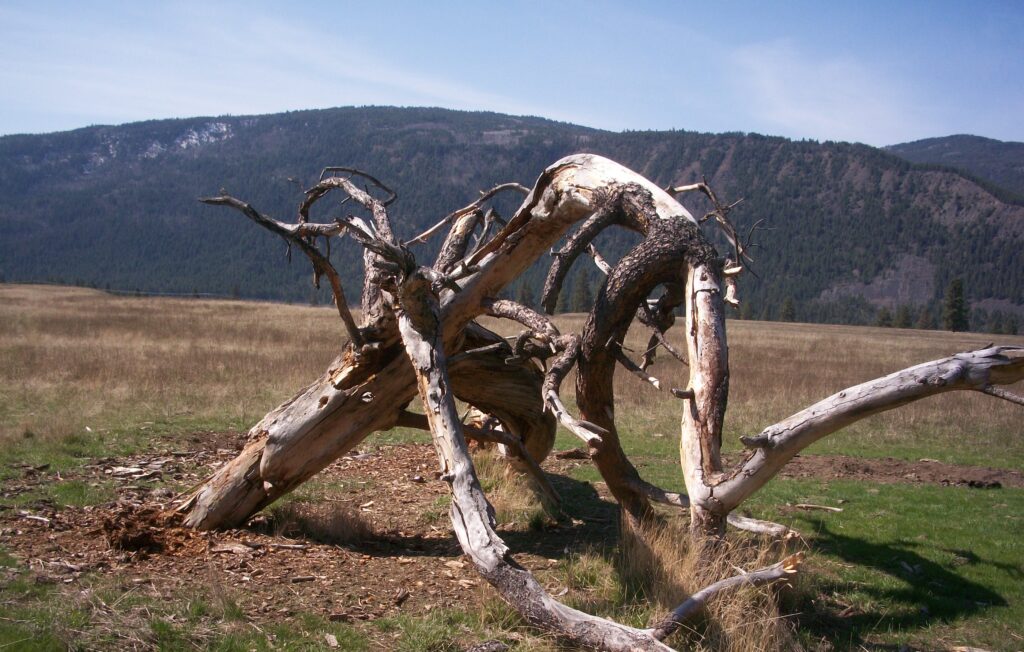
(0, 3, 569, 134)
(728, 40, 939, 146)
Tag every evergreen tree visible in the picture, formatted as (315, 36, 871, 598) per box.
(875, 307, 893, 327)
(915, 305, 935, 330)
(988, 311, 1005, 335)
(942, 278, 969, 332)
(893, 304, 913, 328)
(571, 271, 593, 313)
(1008, 314, 1020, 335)
(780, 297, 796, 322)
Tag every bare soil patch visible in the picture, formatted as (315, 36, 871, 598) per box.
(0, 435, 615, 649)
(777, 453, 1023, 489)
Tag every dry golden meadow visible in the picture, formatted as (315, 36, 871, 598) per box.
(1, 284, 1023, 651)
(4, 284, 1020, 465)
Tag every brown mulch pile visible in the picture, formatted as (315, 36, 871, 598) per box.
(0, 436, 601, 641)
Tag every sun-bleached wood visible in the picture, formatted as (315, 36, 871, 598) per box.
(182, 153, 1024, 650)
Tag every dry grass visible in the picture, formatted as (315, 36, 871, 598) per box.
(617, 520, 798, 652)
(5, 284, 1020, 469)
(0, 284, 340, 450)
(554, 519, 799, 651)
(478, 313, 1024, 468)
(471, 447, 555, 530)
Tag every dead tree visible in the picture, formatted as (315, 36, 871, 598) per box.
(177, 154, 1024, 650)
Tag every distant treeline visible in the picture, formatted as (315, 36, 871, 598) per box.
(1, 106, 1022, 328)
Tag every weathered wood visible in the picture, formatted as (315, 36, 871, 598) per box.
(185, 153, 1024, 650)
(711, 345, 1024, 513)
(395, 268, 678, 652)
(577, 213, 716, 522)
(182, 155, 698, 529)
(678, 262, 730, 538)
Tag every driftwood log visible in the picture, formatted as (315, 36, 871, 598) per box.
(177, 154, 1024, 650)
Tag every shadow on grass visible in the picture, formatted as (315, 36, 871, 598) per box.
(793, 517, 1014, 649)
(247, 470, 620, 562)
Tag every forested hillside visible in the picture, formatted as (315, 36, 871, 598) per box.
(888, 135, 1024, 199)
(2, 106, 1022, 330)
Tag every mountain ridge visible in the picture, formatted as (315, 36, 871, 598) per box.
(1, 106, 1021, 330)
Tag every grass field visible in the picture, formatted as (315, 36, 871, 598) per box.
(1, 284, 1022, 651)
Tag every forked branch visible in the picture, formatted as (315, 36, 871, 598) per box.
(199, 195, 364, 348)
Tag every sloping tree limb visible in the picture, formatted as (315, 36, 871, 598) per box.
(701, 346, 1024, 517)
(645, 553, 804, 641)
(396, 267, 795, 651)
(199, 195, 364, 348)
(406, 182, 528, 246)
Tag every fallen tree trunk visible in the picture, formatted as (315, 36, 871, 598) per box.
(177, 152, 1024, 650)
(179, 154, 699, 529)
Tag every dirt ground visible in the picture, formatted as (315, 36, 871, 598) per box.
(1, 434, 1020, 649)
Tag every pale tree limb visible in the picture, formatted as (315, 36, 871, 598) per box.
(707, 346, 1024, 514)
(540, 335, 608, 447)
(395, 269, 676, 652)
(982, 384, 1024, 406)
(198, 195, 364, 348)
(405, 182, 528, 246)
(678, 261, 731, 538)
(645, 553, 804, 641)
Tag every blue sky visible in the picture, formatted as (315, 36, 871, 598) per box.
(1, 1, 1022, 145)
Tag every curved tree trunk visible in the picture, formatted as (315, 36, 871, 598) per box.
(180, 152, 1024, 650)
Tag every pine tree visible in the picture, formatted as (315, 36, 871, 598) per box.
(571, 271, 593, 313)
(893, 305, 913, 329)
(780, 297, 796, 322)
(515, 282, 536, 309)
(988, 311, 1005, 335)
(942, 278, 969, 332)
(875, 307, 893, 327)
(915, 305, 934, 330)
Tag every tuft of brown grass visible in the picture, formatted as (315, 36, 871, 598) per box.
(471, 448, 556, 530)
(617, 519, 801, 652)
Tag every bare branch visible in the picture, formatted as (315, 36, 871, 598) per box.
(405, 182, 528, 246)
(540, 334, 608, 446)
(199, 195, 364, 348)
(982, 384, 1024, 406)
(646, 553, 804, 641)
(586, 244, 613, 275)
(613, 345, 689, 396)
(395, 268, 673, 652)
(541, 203, 624, 314)
(714, 346, 1024, 513)
(484, 298, 561, 343)
(725, 514, 795, 538)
